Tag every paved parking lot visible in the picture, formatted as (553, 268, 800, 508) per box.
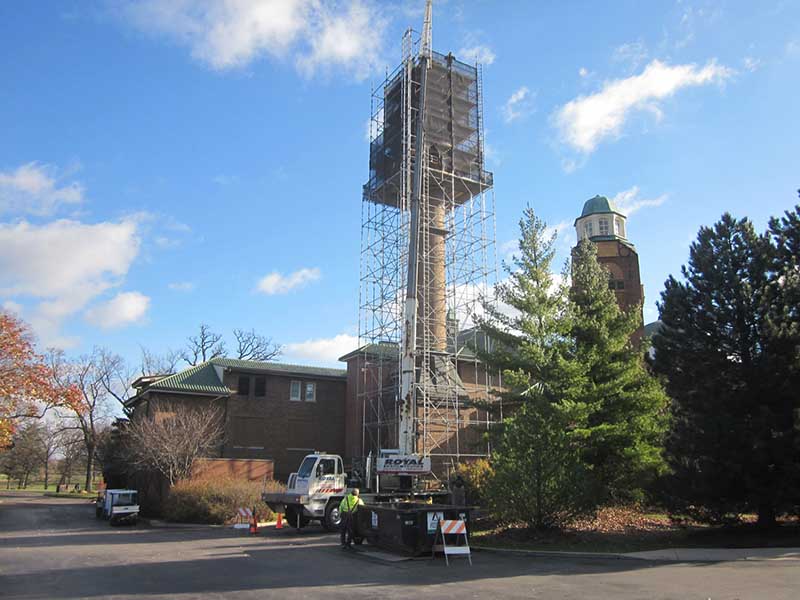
(1, 491, 798, 599)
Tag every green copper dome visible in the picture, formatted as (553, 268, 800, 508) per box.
(580, 195, 617, 217)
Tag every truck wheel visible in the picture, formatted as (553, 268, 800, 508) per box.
(323, 502, 341, 532)
(285, 507, 309, 530)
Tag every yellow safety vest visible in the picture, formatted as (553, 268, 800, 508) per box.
(339, 494, 364, 514)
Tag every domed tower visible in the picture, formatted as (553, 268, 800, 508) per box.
(574, 195, 644, 344)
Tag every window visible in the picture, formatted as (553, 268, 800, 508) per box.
(317, 458, 336, 476)
(254, 376, 266, 397)
(237, 375, 250, 396)
(615, 218, 625, 237)
(297, 456, 317, 477)
(584, 221, 594, 238)
(305, 382, 316, 402)
(598, 218, 610, 236)
(290, 380, 301, 401)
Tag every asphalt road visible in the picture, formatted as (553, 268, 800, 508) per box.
(1, 491, 798, 599)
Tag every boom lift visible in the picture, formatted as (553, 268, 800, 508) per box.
(263, 2, 449, 531)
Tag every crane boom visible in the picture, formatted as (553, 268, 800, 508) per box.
(398, 0, 433, 459)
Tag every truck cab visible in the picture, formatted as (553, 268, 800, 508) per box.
(264, 453, 347, 530)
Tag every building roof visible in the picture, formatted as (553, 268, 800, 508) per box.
(126, 357, 346, 407)
(643, 320, 664, 338)
(338, 330, 486, 364)
(338, 341, 399, 362)
(143, 362, 229, 396)
(209, 357, 346, 379)
(580, 195, 618, 217)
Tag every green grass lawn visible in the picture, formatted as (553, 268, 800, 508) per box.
(0, 476, 96, 496)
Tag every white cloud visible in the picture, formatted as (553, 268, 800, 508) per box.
(0, 162, 84, 216)
(125, 0, 386, 80)
(457, 45, 495, 66)
(786, 39, 800, 57)
(85, 291, 150, 329)
(284, 333, 358, 364)
(296, 1, 386, 80)
(554, 59, 734, 154)
(0, 218, 141, 345)
(483, 140, 500, 166)
(256, 267, 320, 295)
(502, 86, 535, 123)
(2, 300, 22, 315)
(612, 41, 648, 71)
(168, 281, 195, 292)
(612, 186, 668, 216)
(742, 56, 761, 72)
(578, 67, 589, 78)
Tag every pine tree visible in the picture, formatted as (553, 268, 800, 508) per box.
(569, 240, 669, 503)
(478, 207, 596, 528)
(653, 211, 800, 526)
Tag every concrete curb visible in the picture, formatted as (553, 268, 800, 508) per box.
(473, 545, 643, 561)
(140, 518, 224, 530)
(473, 545, 800, 563)
(141, 518, 277, 530)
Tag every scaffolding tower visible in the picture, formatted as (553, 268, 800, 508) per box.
(357, 25, 499, 477)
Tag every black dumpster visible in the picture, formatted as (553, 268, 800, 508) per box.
(354, 502, 472, 556)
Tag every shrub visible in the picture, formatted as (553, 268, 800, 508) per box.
(454, 458, 493, 507)
(163, 476, 285, 524)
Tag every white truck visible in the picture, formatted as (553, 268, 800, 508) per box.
(95, 489, 140, 525)
(262, 451, 445, 531)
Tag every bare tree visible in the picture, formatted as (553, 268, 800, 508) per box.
(233, 328, 282, 362)
(180, 324, 226, 366)
(95, 349, 135, 415)
(125, 403, 224, 486)
(50, 349, 114, 492)
(39, 421, 61, 489)
(55, 430, 86, 489)
(140, 347, 180, 376)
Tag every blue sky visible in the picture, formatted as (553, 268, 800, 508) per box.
(1, 0, 798, 370)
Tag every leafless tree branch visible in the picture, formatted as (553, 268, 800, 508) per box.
(233, 328, 282, 362)
(180, 324, 226, 366)
(125, 402, 225, 486)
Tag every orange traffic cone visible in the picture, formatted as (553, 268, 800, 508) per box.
(276, 513, 283, 529)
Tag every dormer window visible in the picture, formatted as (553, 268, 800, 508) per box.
(598, 218, 610, 236)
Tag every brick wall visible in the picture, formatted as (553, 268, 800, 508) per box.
(220, 370, 346, 482)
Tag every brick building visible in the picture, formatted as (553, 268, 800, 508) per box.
(573, 195, 645, 343)
(127, 357, 347, 482)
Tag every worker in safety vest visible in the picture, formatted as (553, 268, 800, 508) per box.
(338, 488, 364, 548)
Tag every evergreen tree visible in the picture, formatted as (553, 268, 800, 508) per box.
(478, 207, 595, 528)
(653, 210, 800, 526)
(569, 240, 669, 503)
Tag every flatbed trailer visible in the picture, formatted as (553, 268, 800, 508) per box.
(262, 453, 449, 531)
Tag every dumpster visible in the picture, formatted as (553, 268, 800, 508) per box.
(354, 502, 472, 556)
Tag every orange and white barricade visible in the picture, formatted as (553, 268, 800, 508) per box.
(232, 507, 253, 529)
(433, 519, 472, 566)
